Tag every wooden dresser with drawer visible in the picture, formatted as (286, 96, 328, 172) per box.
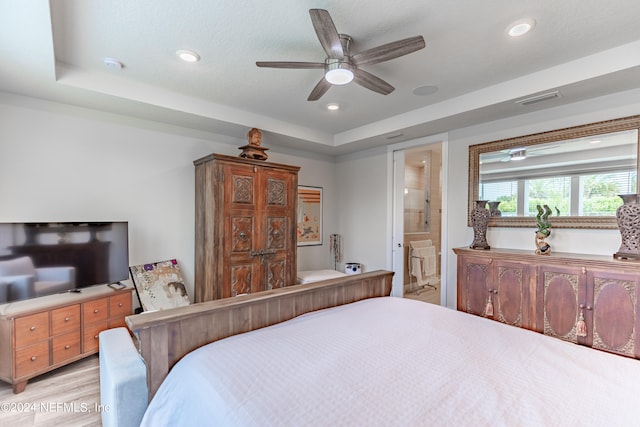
(0, 284, 133, 393)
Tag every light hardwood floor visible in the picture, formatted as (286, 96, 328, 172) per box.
(0, 355, 102, 427)
(404, 279, 441, 305)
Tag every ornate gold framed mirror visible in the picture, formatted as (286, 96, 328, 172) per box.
(468, 115, 640, 229)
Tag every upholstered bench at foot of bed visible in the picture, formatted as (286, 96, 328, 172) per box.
(99, 327, 148, 427)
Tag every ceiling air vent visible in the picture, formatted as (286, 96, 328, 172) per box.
(385, 132, 404, 140)
(515, 91, 561, 106)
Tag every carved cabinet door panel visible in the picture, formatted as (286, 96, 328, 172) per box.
(537, 265, 586, 344)
(231, 217, 253, 252)
(264, 258, 287, 291)
(256, 168, 297, 291)
(457, 256, 492, 317)
(585, 269, 639, 358)
(221, 163, 261, 298)
(230, 264, 254, 297)
(491, 260, 532, 329)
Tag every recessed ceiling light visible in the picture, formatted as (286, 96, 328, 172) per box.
(176, 49, 200, 63)
(506, 18, 536, 37)
(326, 103, 340, 111)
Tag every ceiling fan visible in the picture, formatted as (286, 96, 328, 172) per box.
(256, 9, 426, 101)
(489, 145, 562, 163)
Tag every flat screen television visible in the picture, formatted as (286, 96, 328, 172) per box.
(0, 222, 129, 303)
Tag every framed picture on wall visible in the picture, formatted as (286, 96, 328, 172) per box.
(297, 186, 323, 246)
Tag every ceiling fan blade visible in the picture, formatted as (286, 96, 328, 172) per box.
(309, 9, 344, 59)
(353, 69, 394, 95)
(308, 77, 332, 101)
(352, 35, 425, 66)
(256, 61, 325, 69)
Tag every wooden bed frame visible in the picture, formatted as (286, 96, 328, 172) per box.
(126, 270, 393, 400)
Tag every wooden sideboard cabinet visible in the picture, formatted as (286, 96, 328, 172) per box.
(454, 247, 640, 358)
(194, 153, 300, 302)
(0, 285, 133, 393)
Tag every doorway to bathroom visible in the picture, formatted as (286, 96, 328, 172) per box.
(402, 144, 442, 305)
(390, 137, 446, 305)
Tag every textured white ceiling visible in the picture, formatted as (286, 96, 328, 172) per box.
(2, 1, 640, 154)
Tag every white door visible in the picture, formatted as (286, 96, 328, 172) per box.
(391, 149, 405, 297)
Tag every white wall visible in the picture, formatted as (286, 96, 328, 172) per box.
(335, 147, 389, 273)
(0, 94, 338, 300)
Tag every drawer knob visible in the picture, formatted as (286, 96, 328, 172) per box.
(94, 309, 99, 313)
(65, 345, 70, 350)
(30, 356, 36, 361)
(118, 303, 123, 307)
(30, 326, 36, 331)
(65, 317, 70, 322)
(94, 335, 99, 340)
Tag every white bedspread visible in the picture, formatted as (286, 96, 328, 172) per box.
(141, 297, 640, 426)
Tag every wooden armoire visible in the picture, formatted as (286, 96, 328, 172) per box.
(193, 153, 300, 302)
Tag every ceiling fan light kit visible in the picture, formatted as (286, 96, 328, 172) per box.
(325, 59, 354, 85)
(256, 9, 425, 101)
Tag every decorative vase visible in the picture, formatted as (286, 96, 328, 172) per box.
(535, 231, 552, 255)
(470, 200, 491, 250)
(488, 201, 502, 217)
(614, 194, 640, 260)
(534, 204, 553, 255)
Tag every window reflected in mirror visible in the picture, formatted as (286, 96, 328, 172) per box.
(468, 115, 640, 229)
(479, 129, 637, 217)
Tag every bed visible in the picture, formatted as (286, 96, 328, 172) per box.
(124, 270, 640, 426)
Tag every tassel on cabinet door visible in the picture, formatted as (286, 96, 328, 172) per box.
(485, 288, 496, 317)
(576, 306, 588, 337)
